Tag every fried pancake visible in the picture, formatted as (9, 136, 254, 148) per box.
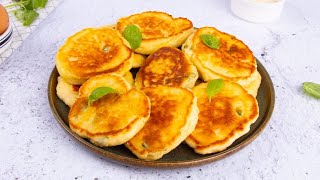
(186, 81, 259, 154)
(132, 53, 146, 68)
(69, 74, 151, 147)
(135, 47, 198, 89)
(56, 73, 133, 107)
(56, 27, 134, 85)
(182, 27, 260, 96)
(56, 76, 80, 107)
(126, 86, 199, 160)
(116, 11, 194, 55)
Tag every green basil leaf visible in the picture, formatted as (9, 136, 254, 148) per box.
(14, 9, 39, 26)
(88, 87, 118, 104)
(206, 79, 224, 102)
(123, 25, 142, 50)
(24, 0, 33, 10)
(13, 9, 25, 22)
(303, 82, 320, 99)
(201, 34, 220, 49)
(22, 10, 39, 26)
(25, 0, 48, 10)
(37, 0, 48, 8)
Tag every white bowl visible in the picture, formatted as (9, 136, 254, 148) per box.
(231, 0, 285, 23)
(0, 22, 13, 54)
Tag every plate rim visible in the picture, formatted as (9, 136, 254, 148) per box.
(48, 60, 275, 168)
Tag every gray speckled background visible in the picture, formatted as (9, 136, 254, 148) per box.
(1, 0, 320, 179)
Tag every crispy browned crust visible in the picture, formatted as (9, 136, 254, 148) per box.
(72, 85, 80, 92)
(136, 47, 198, 88)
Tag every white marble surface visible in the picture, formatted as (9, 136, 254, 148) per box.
(0, 0, 320, 179)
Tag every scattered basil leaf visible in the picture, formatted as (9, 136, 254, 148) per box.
(206, 79, 224, 102)
(123, 25, 142, 50)
(303, 82, 320, 99)
(88, 87, 118, 104)
(201, 34, 220, 49)
(14, 9, 39, 26)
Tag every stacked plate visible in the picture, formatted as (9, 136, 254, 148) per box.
(0, 23, 13, 54)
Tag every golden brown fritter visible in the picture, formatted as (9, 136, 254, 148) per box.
(135, 47, 198, 89)
(56, 27, 133, 85)
(186, 81, 259, 154)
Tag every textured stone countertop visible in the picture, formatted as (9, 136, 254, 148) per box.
(1, 0, 319, 179)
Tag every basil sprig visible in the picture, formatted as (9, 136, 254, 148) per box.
(14, 9, 39, 26)
(206, 79, 224, 102)
(201, 34, 220, 49)
(303, 82, 320, 99)
(88, 87, 118, 104)
(123, 24, 142, 50)
(5, 0, 48, 26)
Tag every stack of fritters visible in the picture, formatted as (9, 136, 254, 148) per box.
(56, 11, 260, 160)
